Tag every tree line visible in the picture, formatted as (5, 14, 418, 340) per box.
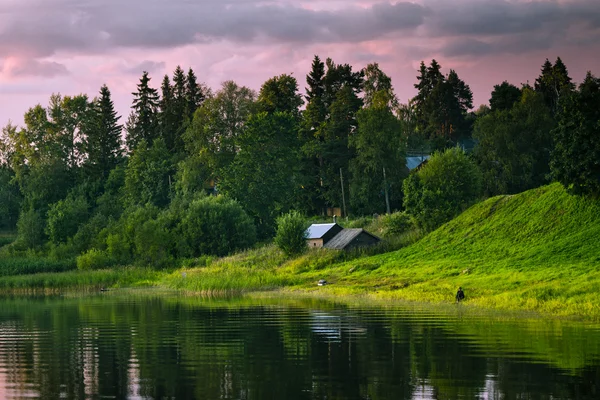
(0, 56, 598, 266)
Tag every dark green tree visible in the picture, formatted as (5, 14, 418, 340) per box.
(220, 111, 301, 237)
(185, 68, 205, 120)
(350, 90, 406, 215)
(127, 71, 159, 150)
(412, 60, 473, 148)
(551, 71, 600, 197)
(534, 57, 575, 114)
(84, 85, 123, 180)
(124, 139, 174, 208)
(473, 87, 555, 195)
(490, 81, 522, 112)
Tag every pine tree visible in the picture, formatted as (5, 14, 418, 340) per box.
(85, 85, 123, 180)
(185, 68, 205, 121)
(158, 75, 179, 152)
(127, 71, 159, 150)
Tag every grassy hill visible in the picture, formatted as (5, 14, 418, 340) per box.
(296, 183, 600, 318)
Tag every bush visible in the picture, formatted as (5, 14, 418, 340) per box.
(174, 196, 257, 257)
(16, 208, 46, 249)
(274, 211, 308, 257)
(378, 212, 415, 236)
(77, 249, 115, 271)
(403, 147, 482, 231)
(46, 194, 89, 244)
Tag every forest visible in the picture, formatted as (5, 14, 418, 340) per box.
(0, 55, 599, 271)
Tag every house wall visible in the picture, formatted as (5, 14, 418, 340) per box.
(307, 239, 324, 248)
(346, 233, 380, 250)
(322, 224, 344, 245)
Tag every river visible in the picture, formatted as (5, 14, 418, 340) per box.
(0, 291, 598, 399)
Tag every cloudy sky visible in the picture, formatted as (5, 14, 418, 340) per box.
(1, 0, 599, 126)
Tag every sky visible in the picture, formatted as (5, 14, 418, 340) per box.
(1, 0, 600, 127)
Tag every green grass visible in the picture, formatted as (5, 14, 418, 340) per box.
(2, 183, 600, 319)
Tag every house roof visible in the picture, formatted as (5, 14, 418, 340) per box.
(324, 229, 380, 250)
(305, 223, 339, 239)
(406, 156, 430, 171)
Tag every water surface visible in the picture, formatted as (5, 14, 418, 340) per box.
(0, 292, 598, 399)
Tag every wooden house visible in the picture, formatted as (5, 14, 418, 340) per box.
(305, 223, 343, 248)
(323, 229, 380, 251)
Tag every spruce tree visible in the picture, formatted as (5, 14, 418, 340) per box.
(185, 68, 205, 121)
(127, 71, 159, 150)
(85, 85, 123, 180)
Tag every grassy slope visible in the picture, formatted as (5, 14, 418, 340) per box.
(297, 183, 600, 318)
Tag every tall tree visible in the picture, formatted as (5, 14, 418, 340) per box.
(127, 71, 159, 150)
(158, 75, 179, 153)
(490, 81, 522, 112)
(535, 57, 574, 114)
(185, 68, 205, 121)
(257, 74, 303, 117)
(84, 85, 123, 181)
(362, 63, 398, 109)
(350, 90, 406, 214)
(474, 87, 555, 195)
(182, 81, 256, 186)
(412, 60, 473, 148)
(220, 111, 300, 237)
(551, 71, 600, 196)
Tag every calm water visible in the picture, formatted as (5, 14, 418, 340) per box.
(0, 292, 599, 399)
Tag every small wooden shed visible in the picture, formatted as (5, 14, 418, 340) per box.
(305, 223, 343, 248)
(324, 229, 380, 251)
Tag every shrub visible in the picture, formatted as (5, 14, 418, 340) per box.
(378, 212, 415, 236)
(46, 194, 89, 244)
(16, 208, 46, 249)
(274, 211, 308, 257)
(174, 196, 257, 258)
(77, 249, 115, 271)
(403, 147, 482, 231)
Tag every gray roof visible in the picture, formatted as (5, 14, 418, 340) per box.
(406, 156, 430, 171)
(324, 229, 379, 250)
(305, 223, 338, 239)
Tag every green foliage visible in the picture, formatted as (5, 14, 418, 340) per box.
(551, 72, 600, 197)
(124, 139, 174, 208)
(274, 211, 308, 256)
(473, 88, 555, 196)
(0, 166, 21, 229)
(16, 208, 46, 249)
(76, 249, 115, 270)
(174, 196, 257, 258)
(489, 81, 521, 112)
(412, 60, 473, 147)
(45, 193, 89, 244)
(127, 71, 160, 150)
(220, 111, 301, 236)
(350, 91, 406, 214)
(378, 212, 416, 236)
(403, 147, 482, 231)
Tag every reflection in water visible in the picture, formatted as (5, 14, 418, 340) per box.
(0, 293, 598, 399)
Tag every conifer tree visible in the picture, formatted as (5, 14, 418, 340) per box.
(185, 68, 205, 121)
(127, 71, 159, 150)
(85, 85, 123, 180)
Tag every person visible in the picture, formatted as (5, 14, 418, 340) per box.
(456, 287, 465, 303)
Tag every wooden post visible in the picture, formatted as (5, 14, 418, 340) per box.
(340, 168, 347, 218)
(383, 167, 391, 214)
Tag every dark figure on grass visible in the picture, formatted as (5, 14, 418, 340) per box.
(456, 287, 465, 303)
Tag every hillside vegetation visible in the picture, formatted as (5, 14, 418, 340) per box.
(295, 183, 600, 318)
(2, 183, 600, 319)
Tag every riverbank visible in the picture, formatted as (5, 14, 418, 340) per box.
(1, 183, 599, 320)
